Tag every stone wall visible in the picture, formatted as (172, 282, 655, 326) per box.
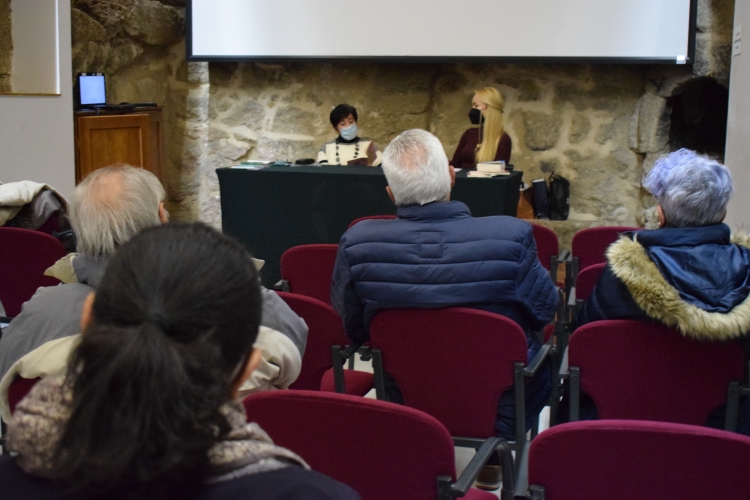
(69, 0, 735, 246)
(0, 0, 12, 92)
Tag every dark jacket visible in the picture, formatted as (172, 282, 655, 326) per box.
(331, 201, 558, 354)
(576, 224, 750, 346)
(0, 255, 308, 379)
(0, 455, 360, 500)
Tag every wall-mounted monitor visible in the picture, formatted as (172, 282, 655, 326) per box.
(187, 0, 697, 64)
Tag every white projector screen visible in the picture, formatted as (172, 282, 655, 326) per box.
(187, 0, 696, 63)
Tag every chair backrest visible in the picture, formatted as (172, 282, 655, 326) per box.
(369, 308, 528, 438)
(8, 376, 41, 414)
(243, 390, 457, 500)
(276, 292, 348, 391)
(347, 214, 396, 229)
(531, 223, 559, 271)
(0, 228, 66, 317)
(574, 262, 606, 302)
(571, 225, 638, 271)
(528, 420, 750, 500)
(569, 320, 745, 425)
(279, 244, 339, 305)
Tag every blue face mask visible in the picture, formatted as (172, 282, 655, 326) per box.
(339, 123, 358, 141)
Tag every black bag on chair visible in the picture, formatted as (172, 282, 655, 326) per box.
(548, 171, 570, 221)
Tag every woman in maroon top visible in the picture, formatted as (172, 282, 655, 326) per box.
(450, 87, 511, 170)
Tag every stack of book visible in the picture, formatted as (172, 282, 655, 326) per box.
(467, 161, 510, 178)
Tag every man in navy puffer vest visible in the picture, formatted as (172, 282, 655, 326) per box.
(331, 129, 558, 442)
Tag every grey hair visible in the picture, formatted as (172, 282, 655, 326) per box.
(70, 164, 166, 256)
(643, 149, 733, 228)
(381, 129, 451, 206)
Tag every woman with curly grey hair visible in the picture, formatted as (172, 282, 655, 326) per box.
(574, 148, 750, 433)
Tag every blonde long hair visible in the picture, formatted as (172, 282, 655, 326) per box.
(473, 87, 505, 163)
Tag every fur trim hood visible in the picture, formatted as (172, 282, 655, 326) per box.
(607, 234, 750, 342)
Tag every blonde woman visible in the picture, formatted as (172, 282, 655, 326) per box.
(450, 87, 511, 170)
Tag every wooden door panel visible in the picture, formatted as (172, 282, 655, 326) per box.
(77, 114, 151, 180)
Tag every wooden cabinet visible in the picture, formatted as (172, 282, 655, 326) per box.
(74, 107, 166, 188)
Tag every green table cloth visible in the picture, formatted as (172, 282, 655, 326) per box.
(217, 165, 522, 286)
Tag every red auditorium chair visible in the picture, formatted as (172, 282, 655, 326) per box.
(571, 225, 638, 272)
(244, 390, 504, 500)
(563, 320, 745, 428)
(0, 228, 66, 317)
(515, 420, 750, 500)
(572, 262, 605, 303)
(347, 214, 396, 229)
(7, 376, 41, 415)
(530, 223, 559, 272)
(369, 308, 553, 465)
(277, 292, 373, 396)
(278, 244, 339, 305)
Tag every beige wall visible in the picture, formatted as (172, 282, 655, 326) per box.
(0, 0, 75, 197)
(725, 1, 750, 231)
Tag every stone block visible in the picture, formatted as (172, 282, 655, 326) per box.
(83, 0, 135, 38)
(629, 93, 670, 154)
(271, 107, 323, 137)
(220, 100, 266, 131)
(523, 111, 562, 151)
(0, 0, 11, 76)
(256, 137, 317, 162)
(0, 74, 10, 93)
(568, 113, 591, 144)
(72, 39, 144, 76)
(123, 0, 184, 46)
(72, 8, 107, 43)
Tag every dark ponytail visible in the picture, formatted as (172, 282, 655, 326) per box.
(50, 223, 262, 494)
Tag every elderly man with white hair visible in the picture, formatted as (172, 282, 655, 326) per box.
(0, 165, 308, 417)
(575, 148, 750, 433)
(330, 129, 558, 488)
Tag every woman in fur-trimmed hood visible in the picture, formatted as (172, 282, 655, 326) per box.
(576, 149, 750, 346)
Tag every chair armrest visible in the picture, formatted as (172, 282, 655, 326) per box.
(450, 437, 506, 497)
(557, 346, 569, 379)
(513, 441, 532, 499)
(557, 249, 571, 262)
(339, 342, 365, 361)
(566, 286, 577, 306)
(272, 279, 290, 292)
(524, 339, 553, 378)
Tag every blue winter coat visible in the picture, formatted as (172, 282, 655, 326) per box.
(575, 224, 750, 333)
(330, 201, 559, 354)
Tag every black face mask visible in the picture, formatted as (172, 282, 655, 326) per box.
(468, 108, 482, 125)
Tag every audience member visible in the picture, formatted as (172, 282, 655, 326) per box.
(317, 104, 382, 166)
(450, 87, 511, 170)
(330, 129, 558, 444)
(1, 223, 359, 500)
(575, 149, 750, 432)
(0, 165, 307, 418)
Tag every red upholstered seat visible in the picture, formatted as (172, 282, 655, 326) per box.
(573, 262, 605, 302)
(278, 292, 373, 396)
(526, 420, 750, 500)
(7, 376, 41, 415)
(347, 214, 396, 229)
(243, 390, 496, 500)
(568, 320, 745, 424)
(279, 244, 339, 305)
(530, 223, 559, 271)
(369, 308, 528, 440)
(571, 225, 638, 271)
(0, 228, 66, 317)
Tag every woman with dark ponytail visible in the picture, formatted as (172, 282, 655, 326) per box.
(1, 223, 359, 500)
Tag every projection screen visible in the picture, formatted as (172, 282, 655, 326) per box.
(187, 0, 696, 64)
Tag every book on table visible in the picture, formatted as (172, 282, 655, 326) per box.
(476, 160, 506, 173)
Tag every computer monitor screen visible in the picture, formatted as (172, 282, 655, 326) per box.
(79, 73, 106, 106)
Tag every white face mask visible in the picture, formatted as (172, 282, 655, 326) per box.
(339, 123, 358, 141)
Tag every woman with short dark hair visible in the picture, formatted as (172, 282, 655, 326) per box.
(317, 104, 381, 166)
(1, 223, 359, 500)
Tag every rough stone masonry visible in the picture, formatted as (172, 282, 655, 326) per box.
(64, 0, 735, 249)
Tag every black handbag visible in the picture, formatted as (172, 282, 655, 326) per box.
(548, 171, 570, 221)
